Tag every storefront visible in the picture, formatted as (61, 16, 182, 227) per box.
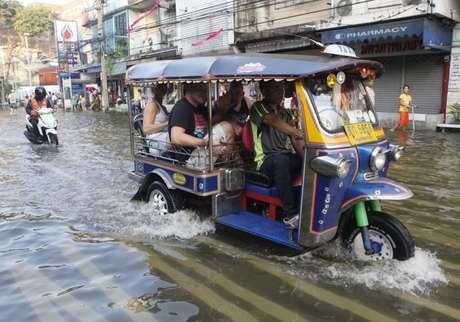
(321, 16, 453, 128)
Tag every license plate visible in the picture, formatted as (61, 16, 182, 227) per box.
(344, 122, 377, 145)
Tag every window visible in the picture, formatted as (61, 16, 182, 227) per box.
(105, 18, 115, 53)
(114, 12, 127, 36)
(104, 12, 128, 56)
(113, 12, 128, 56)
(304, 74, 378, 133)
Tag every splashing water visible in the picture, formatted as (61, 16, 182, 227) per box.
(323, 247, 447, 294)
(119, 209, 216, 240)
(83, 201, 215, 241)
(273, 246, 448, 295)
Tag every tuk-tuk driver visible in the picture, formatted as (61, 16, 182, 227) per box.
(251, 81, 304, 228)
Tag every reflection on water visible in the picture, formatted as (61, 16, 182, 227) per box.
(1, 110, 459, 322)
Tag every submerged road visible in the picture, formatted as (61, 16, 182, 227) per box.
(0, 110, 459, 322)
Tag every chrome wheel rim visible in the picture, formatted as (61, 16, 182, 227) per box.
(351, 229, 394, 261)
(149, 189, 169, 216)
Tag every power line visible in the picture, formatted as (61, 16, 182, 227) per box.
(78, 0, 295, 51)
(126, 0, 381, 53)
(130, 0, 315, 34)
(78, 0, 392, 58)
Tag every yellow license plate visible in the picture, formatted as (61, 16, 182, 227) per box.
(344, 122, 378, 145)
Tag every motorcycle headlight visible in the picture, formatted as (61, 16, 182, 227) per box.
(370, 147, 386, 171)
(389, 144, 404, 161)
(337, 158, 352, 178)
(310, 155, 351, 178)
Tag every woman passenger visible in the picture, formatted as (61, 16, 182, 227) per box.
(143, 84, 170, 155)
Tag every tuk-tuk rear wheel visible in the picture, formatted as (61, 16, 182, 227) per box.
(146, 181, 183, 215)
(341, 211, 415, 261)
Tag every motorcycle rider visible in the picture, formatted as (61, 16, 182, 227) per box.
(25, 87, 51, 136)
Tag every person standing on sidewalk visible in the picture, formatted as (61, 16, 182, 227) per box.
(391, 84, 412, 131)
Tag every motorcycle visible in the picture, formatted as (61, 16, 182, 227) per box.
(24, 108, 59, 145)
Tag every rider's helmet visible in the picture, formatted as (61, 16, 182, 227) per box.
(34, 87, 47, 101)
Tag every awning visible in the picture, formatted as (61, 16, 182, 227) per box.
(73, 63, 101, 74)
(321, 17, 452, 51)
(109, 61, 127, 76)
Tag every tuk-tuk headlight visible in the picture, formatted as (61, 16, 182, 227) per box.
(389, 144, 404, 161)
(310, 155, 351, 178)
(370, 147, 386, 171)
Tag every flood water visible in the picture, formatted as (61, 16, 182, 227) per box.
(1, 109, 459, 322)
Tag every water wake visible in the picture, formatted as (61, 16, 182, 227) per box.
(273, 246, 447, 294)
(322, 247, 448, 294)
(84, 201, 215, 241)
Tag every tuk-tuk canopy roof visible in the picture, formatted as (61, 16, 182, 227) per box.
(125, 54, 383, 83)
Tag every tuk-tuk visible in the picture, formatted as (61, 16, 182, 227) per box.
(126, 45, 415, 261)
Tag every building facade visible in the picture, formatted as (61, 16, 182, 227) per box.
(235, 0, 460, 129)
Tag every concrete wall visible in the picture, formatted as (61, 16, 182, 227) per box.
(446, 24, 460, 122)
(432, 0, 460, 21)
(448, 24, 460, 106)
(129, 3, 175, 57)
(236, 0, 331, 32)
(176, 0, 234, 56)
(236, 0, 330, 33)
(322, 0, 429, 29)
(377, 112, 443, 129)
(104, 0, 128, 16)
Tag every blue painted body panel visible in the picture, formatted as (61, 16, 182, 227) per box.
(143, 162, 195, 190)
(197, 176, 218, 193)
(135, 160, 220, 195)
(309, 147, 358, 233)
(355, 141, 390, 181)
(216, 212, 303, 251)
(342, 177, 413, 205)
(245, 183, 301, 199)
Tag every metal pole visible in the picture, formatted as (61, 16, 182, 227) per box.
(68, 51, 73, 103)
(208, 82, 213, 171)
(0, 48, 5, 105)
(24, 33, 32, 91)
(97, 0, 109, 112)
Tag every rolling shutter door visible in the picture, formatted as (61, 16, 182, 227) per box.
(404, 55, 443, 114)
(374, 57, 403, 113)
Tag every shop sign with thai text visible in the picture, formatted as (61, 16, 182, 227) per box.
(448, 53, 460, 92)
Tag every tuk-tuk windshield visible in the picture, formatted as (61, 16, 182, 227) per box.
(304, 74, 377, 133)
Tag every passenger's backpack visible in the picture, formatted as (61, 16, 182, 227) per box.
(242, 120, 254, 153)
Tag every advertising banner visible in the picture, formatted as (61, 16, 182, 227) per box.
(54, 20, 79, 75)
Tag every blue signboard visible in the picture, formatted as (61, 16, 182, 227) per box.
(321, 18, 452, 50)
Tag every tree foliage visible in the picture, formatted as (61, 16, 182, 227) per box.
(12, 4, 57, 37)
(0, 0, 21, 28)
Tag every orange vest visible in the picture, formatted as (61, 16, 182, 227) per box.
(31, 98, 47, 111)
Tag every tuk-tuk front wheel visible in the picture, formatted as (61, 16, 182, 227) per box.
(341, 211, 414, 261)
(147, 181, 183, 215)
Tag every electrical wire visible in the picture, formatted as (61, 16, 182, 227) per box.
(126, 0, 382, 53)
(79, 0, 401, 57)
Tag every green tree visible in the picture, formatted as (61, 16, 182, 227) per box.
(12, 4, 56, 37)
(0, 0, 22, 28)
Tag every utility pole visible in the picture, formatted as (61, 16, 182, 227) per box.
(0, 48, 6, 105)
(24, 33, 32, 91)
(97, 0, 109, 112)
